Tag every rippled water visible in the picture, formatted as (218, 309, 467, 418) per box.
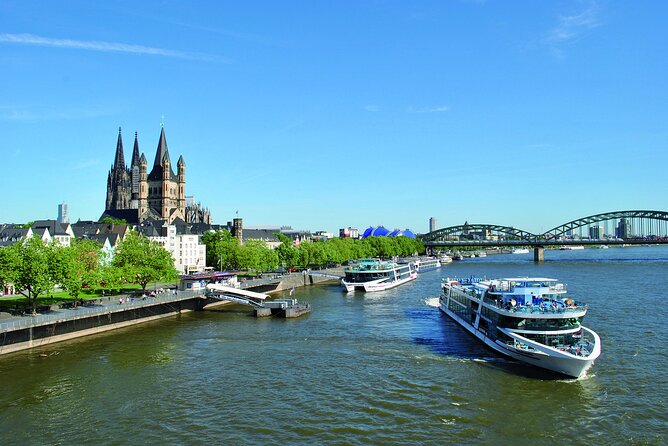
(1, 246, 667, 445)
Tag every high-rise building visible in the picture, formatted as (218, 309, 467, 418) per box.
(429, 217, 437, 233)
(616, 219, 631, 238)
(589, 225, 604, 239)
(57, 202, 69, 224)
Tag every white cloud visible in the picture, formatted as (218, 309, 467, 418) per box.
(409, 106, 449, 113)
(546, 3, 601, 45)
(0, 33, 215, 61)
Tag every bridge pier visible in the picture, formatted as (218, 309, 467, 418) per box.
(534, 247, 544, 262)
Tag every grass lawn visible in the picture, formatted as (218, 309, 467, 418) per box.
(0, 280, 179, 311)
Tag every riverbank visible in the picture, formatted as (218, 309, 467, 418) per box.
(0, 266, 345, 356)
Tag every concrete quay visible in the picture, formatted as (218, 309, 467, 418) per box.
(244, 267, 344, 294)
(0, 266, 343, 356)
(0, 290, 207, 356)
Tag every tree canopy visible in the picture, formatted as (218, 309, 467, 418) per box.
(111, 231, 177, 291)
(54, 239, 105, 305)
(0, 236, 60, 314)
(201, 231, 424, 271)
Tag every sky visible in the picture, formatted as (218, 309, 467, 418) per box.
(1, 0, 667, 235)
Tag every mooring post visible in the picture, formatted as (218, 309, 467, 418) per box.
(534, 246, 545, 262)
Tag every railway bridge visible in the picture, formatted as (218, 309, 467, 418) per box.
(419, 210, 668, 261)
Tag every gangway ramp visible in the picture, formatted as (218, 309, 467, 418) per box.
(205, 284, 269, 308)
(204, 284, 311, 318)
(307, 272, 343, 280)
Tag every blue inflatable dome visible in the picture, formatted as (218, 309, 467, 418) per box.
(362, 226, 390, 238)
(362, 226, 415, 238)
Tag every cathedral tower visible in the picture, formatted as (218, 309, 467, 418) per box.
(104, 125, 191, 224)
(105, 128, 132, 210)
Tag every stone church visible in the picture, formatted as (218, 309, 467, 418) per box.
(102, 127, 211, 225)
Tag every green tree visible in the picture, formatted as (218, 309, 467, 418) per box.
(100, 217, 127, 225)
(1, 236, 59, 314)
(202, 229, 241, 270)
(57, 239, 104, 306)
(237, 240, 262, 271)
(112, 232, 177, 291)
(299, 241, 329, 268)
(0, 247, 14, 296)
(275, 233, 299, 268)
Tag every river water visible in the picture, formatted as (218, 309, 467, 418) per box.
(1, 246, 667, 445)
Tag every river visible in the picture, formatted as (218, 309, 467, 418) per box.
(1, 246, 667, 445)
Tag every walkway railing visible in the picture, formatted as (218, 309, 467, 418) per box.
(0, 289, 204, 334)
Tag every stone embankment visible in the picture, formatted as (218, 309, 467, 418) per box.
(272, 266, 344, 293)
(0, 266, 346, 356)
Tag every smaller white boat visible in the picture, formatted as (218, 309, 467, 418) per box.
(560, 246, 585, 250)
(413, 257, 441, 273)
(341, 258, 417, 292)
(439, 254, 453, 264)
(512, 248, 529, 254)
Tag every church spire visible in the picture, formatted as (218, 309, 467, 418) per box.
(131, 131, 140, 167)
(153, 127, 171, 169)
(114, 127, 125, 170)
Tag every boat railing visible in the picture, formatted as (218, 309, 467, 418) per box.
(558, 330, 597, 357)
(446, 276, 486, 285)
(482, 296, 587, 315)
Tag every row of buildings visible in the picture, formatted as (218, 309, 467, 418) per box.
(1, 126, 402, 298)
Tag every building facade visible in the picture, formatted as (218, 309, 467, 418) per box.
(144, 223, 206, 274)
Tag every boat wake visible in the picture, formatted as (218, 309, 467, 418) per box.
(424, 297, 440, 307)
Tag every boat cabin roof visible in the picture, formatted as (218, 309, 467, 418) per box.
(501, 277, 557, 283)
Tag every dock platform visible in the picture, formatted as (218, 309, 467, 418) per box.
(205, 284, 310, 318)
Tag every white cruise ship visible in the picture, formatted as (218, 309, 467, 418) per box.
(413, 257, 441, 273)
(341, 259, 417, 292)
(439, 277, 601, 378)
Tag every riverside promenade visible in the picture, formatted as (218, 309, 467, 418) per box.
(0, 267, 344, 356)
(0, 288, 203, 335)
(0, 288, 207, 355)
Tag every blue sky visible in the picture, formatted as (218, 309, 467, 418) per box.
(1, 0, 666, 235)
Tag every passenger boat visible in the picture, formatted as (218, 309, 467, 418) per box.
(413, 257, 441, 273)
(439, 254, 453, 264)
(341, 258, 417, 292)
(560, 245, 585, 250)
(439, 277, 601, 378)
(512, 248, 530, 254)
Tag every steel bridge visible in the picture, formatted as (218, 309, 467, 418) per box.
(419, 210, 668, 260)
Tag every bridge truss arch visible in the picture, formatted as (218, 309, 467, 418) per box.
(421, 224, 538, 244)
(541, 210, 668, 241)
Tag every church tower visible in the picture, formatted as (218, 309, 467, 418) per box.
(138, 153, 148, 217)
(130, 132, 141, 209)
(145, 127, 185, 223)
(177, 155, 186, 217)
(103, 125, 193, 224)
(105, 127, 132, 210)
